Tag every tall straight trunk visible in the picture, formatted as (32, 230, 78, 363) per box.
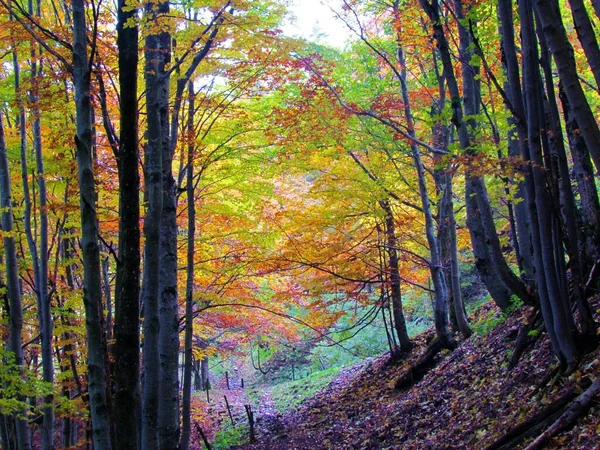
(72, 1, 113, 447)
(536, 18, 596, 341)
(379, 200, 412, 350)
(141, 3, 164, 449)
(421, 0, 527, 309)
(0, 115, 32, 450)
(113, 1, 141, 449)
(62, 236, 83, 447)
(8, 10, 33, 450)
(444, 175, 471, 338)
(156, 6, 227, 448)
(533, 0, 600, 172)
(393, 7, 453, 346)
(155, 2, 180, 448)
(459, 0, 531, 307)
(180, 82, 195, 450)
(520, 0, 579, 366)
(568, 0, 600, 90)
(559, 87, 600, 274)
(27, 6, 54, 441)
(497, 0, 535, 284)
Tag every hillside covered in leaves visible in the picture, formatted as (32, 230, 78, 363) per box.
(234, 300, 600, 449)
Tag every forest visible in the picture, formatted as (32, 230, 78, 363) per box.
(0, 0, 600, 448)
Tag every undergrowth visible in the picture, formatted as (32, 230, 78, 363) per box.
(212, 423, 248, 450)
(271, 366, 343, 412)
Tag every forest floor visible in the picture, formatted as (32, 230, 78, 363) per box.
(225, 300, 600, 449)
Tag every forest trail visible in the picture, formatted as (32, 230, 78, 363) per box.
(232, 302, 600, 450)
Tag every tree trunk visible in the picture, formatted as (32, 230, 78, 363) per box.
(421, 0, 527, 312)
(0, 114, 32, 450)
(533, 0, 600, 172)
(72, 0, 114, 446)
(536, 19, 597, 342)
(458, 0, 531, 307)
(592, 0, 600, 18)
(520, 0, 579, 366)
(141, 3, 164, 449)
(444, 175, 472, 338)
(497, 0, 536, 284)
(180, 82, 196, 450)
(558, 86, 600, 278)
(379, 200, 412, 350)
(394, 12, 453, 346)
(156, 2, 180, 447)
(113, 1, 141, 448)
(28, 21, 54, 445)
(568, 0, 600, 90)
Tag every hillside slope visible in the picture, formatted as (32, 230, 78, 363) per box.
(236, 302, 600, 449)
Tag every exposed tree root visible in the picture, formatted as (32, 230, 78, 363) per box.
(509, 308, 541, 369)
(528, 364, 561, 402)
(394, 338, 445, 391)
(524, 378, 600, 449)
(484, 379, 592, 450)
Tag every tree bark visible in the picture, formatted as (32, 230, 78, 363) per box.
(113, 1, 141, 448)
(141, 3, 164, 449)
(0, 114, 32, 450)
(520, 0, 578, 366)
(558, 86, 600, 279)
(568, 0, 600, 90)
(497, 0, 535, 284)
(27, 14, 54, 443)
(533, 0, 600, 172)
(156, 2, 181, 447)
(444, 175, 471, 338)
(536, 18, 596, 341)
(379, 200, 412, 351)
(394, 9, 454, 346)
(592, 0, 600, 18)
(72, 0, 113, 447)
(180, 82, 196, 450)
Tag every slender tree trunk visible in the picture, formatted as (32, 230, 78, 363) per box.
(444, 175, 471, 338)
(155, 7, 227, 448)
(141, 3, 164, 449)
(536, 18, 597, 342)
(8, 9, 34, 450)
(156, 2, 180, 448)
(568, 0, 600, 90)
(72, 1, 113, 447)
(102, 257, 112, 340)
(0, 114, 32, 450)
(497, 0, 535, 284)
(113, 1, 141, 448)
(394, 10, 453, 346)
(460, 0, 531, 307)
(520, 0, 579, 366)
(28, 27, 54, 447)
(533, 0, 600, 172)
(421, 0, 528, 311)
(379, 200, 412, 350)
(180, 82, 196, 450)
(559, 87, 600, 275)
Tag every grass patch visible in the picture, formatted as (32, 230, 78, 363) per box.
(270, 366, 342, 412)
(212, 423, 248, 450)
